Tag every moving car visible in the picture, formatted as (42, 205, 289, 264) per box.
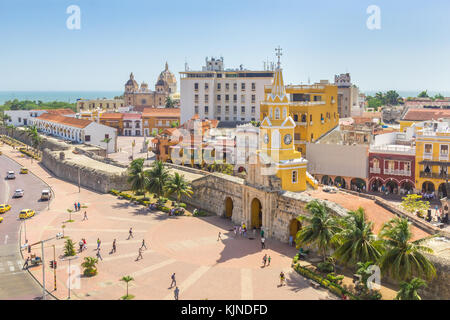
(20, 167, 28, 174)
(19, 209, 35, 219)
(6, 171, 15, 179)
(40, 189, 52, 201)
(13, 189, 24, 198)
(0, 204, 11, 213)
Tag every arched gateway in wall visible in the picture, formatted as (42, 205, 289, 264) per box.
(224, 197, 233, 218)
(251, 198, 262, 229)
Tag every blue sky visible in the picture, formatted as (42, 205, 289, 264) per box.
(0, 0, 449, 92)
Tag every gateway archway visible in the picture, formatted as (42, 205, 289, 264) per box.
(289, 219, 302, 238)
(251, 198, 262, 229)
(225, 197, 233, 218)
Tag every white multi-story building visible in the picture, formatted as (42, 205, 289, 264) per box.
(180, 57, 274, 124)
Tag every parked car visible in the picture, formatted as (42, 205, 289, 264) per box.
(19, 209, 35, 219)
(0, 217, 3, 223)
(40, 189, 52, 201)
(6, 171, 15, 179)
(0, 204, 11, 213)
(13, 189, 24, 198)
(20, 167, 28, 174)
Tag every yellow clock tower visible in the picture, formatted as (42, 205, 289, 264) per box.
(259, 47, 308, 192)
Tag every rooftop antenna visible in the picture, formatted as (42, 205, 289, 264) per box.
(184, 57, 189, 71)
(308, 76, 311, 84)
(275, 46, 283, 69)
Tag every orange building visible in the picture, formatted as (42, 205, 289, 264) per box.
(99, 113, 124, 135)
(142, 108, 180, 136)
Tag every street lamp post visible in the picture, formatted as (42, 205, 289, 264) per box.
(23, 219, 27, 243)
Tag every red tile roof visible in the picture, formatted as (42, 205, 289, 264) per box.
(36, 113, 92, 128)
(122, 113, 142, 120)
(142, 108, 180, 118)
(402, 108, 450, 121)
(45, 109, 76, 115)
(100, 113, 124, 119)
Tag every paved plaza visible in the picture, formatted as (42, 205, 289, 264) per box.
(108, 136, 155, 166)
(2, 145, 335, 300)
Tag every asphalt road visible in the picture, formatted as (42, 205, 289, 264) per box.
(0, 154, 49, 299)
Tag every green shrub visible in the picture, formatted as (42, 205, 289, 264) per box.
(179, 203, 187, 208)
(110, 189, 120, 195)
(318, 261, 334, 273)
(293, 254, 299, 264)
(193, 210, 208, 217)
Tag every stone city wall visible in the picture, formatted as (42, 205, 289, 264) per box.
(41, 148, 129, 193)
(0, 127, 70, 151)
(420, 254, 450, 300)
(74, 147, 127, 169)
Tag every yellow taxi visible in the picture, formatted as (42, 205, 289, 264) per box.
(0, 204, 11, 214)
(19, 209, 35, 219)
(20, 167, 28, 174)
(0, 217, 3, 223)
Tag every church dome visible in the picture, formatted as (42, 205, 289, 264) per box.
(157, 62, 177, 86)
(125, 72, 138, 87)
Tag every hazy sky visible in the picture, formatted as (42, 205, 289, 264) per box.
(0, 0, 449, 92)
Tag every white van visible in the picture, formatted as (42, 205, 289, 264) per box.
(41, 189, 52, 201)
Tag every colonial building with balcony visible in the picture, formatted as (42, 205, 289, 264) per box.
(122, 113, 142, 136)
(260, 79, 339, 156)
(368, 144, 416, 194)
(415, 120, 450, 198)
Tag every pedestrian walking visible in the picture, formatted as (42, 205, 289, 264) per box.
(96, 238, 101, 250)
(74, 202, 77, 211)
(234, 226, 237, 237)
(289, 235, 293, 247)
(128, 227, 134, 239)
(82, 211, 88, 221)
(141, 239, 147, 250)
(77, 202, 81, 211)
(260, 229, 264, 238)
(239, 226, 242, 236)
(280, 271, 285, 286)
(22, 257, 30, 269)
(170, 273, 176, 288)
(96, 248, 103, 261)
(111, 239, 117, 254)
(174, 286, 179, 300)
(217, 232, 222, 241)
(267, 256, 271, 266)
(79, 239, 84, 252)
(136, 247, 143, 261)
(253, 228, 256, 238)
(83, 238, 87, 251)
(261, 237, 266, 249)
(262, 254, 267, 267)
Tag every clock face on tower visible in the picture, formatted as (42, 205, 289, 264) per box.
(264, 133, 269, 144)
(284, 134, 292, 145)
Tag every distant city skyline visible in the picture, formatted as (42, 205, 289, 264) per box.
(0, 0, 449, 92)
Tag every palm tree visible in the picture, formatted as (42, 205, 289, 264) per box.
(81, 257, 98, 276)
(1, 114, 11, 128)
(120, 275, 134, 299)
(102, 137, 112, 157)
(144, 160, 170, 199)
(333, 207, 382, 266)
(378, 217, 436, 282)
(26, 125, 41, 156)
(295, 200, 342, 262)
(165, 172, 193, 206)
(165, 96, 175, 108)
(127, 158, 146, 195)
(395, 277, 427, 300)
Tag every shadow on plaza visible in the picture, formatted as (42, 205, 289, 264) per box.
(198, 216, 298, 265)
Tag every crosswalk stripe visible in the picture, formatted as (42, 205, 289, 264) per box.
(130, 258, 176, 278)
(163, 266, 211, 300)
(241, 269, 253, 300)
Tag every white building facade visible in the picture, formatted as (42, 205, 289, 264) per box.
(180, 57, 274, 124)
(31, 113, 117, 153)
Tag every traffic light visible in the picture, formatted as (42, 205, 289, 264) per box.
(53, 261, 57, 269)
(50, 260, 54, 269)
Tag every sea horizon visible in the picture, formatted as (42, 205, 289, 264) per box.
(1, 89, 449, 106)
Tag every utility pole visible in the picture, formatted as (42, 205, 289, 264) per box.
(42, 241, 45, 300)
(23, 219, 27, 243)
(53, 245, 57, 291)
